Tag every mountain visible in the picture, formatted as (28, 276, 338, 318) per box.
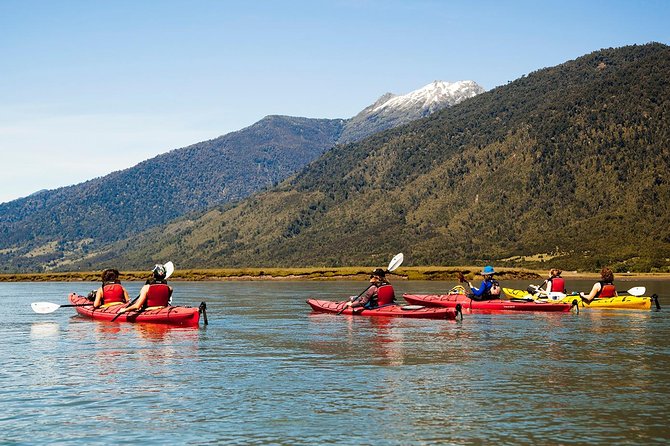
(72, 43, 670, 273)
(339, 80, 484, 143)
(0, 81, 482, 272)
(0, 116, 344, 272)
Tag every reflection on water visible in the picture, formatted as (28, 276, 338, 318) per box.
(0, 280, 669, 444)
(30, 321, 60, 339)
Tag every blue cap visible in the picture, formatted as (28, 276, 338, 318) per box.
(481, 265, 495, 275)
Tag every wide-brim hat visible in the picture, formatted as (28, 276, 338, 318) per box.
(480, 265, 495, 275)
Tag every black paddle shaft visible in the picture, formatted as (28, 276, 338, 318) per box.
(110, 294, 141, 322)
(337, 284, 373, 315)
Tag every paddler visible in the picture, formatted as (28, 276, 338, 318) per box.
(343, 268, 395, 310)
(458, 266, 502, 301)
(580, 267, 617, 302)
(117, 264, 174, 315)
(540, 268, 566, 294)
(93, 268, 130, 308)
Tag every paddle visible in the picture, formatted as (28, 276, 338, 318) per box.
(111, 261, 175, 322)
(337, 253, 404, 315)
(31, 302, 93, 314)
(621, 286, 646, 296)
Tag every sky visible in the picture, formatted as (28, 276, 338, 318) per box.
(1, 0, 669, 204)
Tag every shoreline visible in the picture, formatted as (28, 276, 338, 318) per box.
(1, 267, 668, 282)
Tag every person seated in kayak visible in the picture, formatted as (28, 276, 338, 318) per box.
(93, 268, 130, 308)
(117, 264, 174, 314)
(458, 266, 501, 301)
(541, 268, 566, 294)
(580, 267, 617, 302)
(343, 268, 395, 310)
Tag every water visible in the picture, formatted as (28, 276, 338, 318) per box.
(1, 279, 669, 445)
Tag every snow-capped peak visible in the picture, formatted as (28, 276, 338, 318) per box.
(337, 79, 485, 144)
(372, 80, 484, 114)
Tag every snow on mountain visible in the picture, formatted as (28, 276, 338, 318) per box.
(372, 80, 484, 114)
(338, 80, 485, 144)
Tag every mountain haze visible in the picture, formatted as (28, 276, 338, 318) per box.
(0, 81, 481, 272)
(75, 43, 670, 273)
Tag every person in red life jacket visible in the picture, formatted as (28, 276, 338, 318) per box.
(543, 268, 566, 294)
(343, 268, 395, 310)
(459, 266, 502, 301)
(117, 264, 174, 315)
(93, 268, 130, 308)
(580, 267, 617, 302)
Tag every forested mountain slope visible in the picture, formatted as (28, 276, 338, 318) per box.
(0, 116, 345, 271)
(79, 43, 670, 272)
(0, 79, 481, 272)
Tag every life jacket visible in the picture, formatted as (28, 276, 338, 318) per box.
(596, 282, 617, 298)
(548, 277, 566, 293)
(102, 282, 125, 304)
(377, 285, 396, 306)
(145, 283, 171, 307)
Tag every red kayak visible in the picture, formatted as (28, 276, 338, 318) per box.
(402, 293, 574, 313)
(68, 293, 205, 326)
(306, 299, 462, 320)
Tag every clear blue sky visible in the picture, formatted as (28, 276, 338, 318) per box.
(1, 0, 668, 203)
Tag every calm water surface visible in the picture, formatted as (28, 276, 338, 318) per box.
(1, 279, 669, 445)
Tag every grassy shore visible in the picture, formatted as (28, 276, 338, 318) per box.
(1, 266, 667, 282)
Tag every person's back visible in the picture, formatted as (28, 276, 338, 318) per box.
(102, 283, 126, 304)
(546, 268, 566, 294)
(376, 284, 396, 306)
(145, 281, 172, 307)
(581, 267, 617, 302)
(94, 269, 129, 308)
(597, 281, 617, 298)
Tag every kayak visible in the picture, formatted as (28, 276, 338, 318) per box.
(503, 288, 660, 310)
(306, 299, 462, 320)
(402, 293, 574, 312)
(68, 293, 205, 326)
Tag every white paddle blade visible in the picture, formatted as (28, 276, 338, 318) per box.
(387, 253, 404, 272)
(31, 302, 61, 314)
(164, 261, 175, 279)
(627, 286, 646, 296)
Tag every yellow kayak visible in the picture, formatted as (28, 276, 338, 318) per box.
(503, 288, 660, 310)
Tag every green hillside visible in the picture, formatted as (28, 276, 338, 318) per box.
(70, 43, 670, 272)
(0, 116, 345, 272)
